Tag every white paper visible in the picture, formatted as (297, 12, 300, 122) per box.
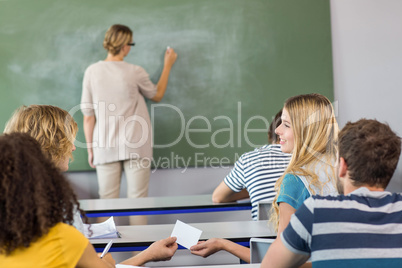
(170, 220, 202, 249)
(73, 210, 85, 234)
(83, 216, 119, 239)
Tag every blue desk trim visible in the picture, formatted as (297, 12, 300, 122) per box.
(94, 241, 250, 253)
(85, 205, 252, 217)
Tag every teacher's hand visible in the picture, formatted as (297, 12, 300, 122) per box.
(164, 47, 178, 68)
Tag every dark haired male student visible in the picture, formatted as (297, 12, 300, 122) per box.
(262, 119, 402, 268)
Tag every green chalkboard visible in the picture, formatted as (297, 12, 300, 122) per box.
(0, 0, 333, 171)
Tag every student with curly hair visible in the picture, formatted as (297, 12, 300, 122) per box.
(0, 133, 115, 267)
(2, 106, 178, 266)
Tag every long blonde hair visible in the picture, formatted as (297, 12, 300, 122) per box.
(270, 93, 338, 230)
(4, 105, 78, 168)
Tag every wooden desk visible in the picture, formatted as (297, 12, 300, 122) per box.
(90, 220, 276, 252)
(80, 194, 251, 217)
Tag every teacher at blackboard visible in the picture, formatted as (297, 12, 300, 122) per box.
(80, 24, 177, 225)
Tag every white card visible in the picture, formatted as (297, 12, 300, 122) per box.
(170, 220, 202, 249)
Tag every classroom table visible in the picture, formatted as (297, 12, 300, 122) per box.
(90, 220, 276, 252)
(80, 194, 252, 217)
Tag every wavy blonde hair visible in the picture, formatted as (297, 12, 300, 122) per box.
(270, 93, 338, 230)
(4, 105, 78, 168)
(103, 24, 132, 55)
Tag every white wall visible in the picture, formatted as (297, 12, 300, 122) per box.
(330, 0, 402, 191)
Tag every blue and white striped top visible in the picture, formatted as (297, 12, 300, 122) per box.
(281, 187, 402, 267)
(224, 144, 291, 220)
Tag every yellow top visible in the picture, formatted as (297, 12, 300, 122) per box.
(0, 222, 88, 268)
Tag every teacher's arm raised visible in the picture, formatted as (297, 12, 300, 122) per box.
(151, 47, 178, 102)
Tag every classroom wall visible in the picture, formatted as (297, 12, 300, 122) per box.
(330, 0, 402, 192)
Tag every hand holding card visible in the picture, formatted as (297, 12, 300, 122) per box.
(170, 220, 202, 249)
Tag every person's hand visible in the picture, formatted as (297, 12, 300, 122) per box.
(164, 47, 177, 68)
(144, 236, 178, 262)
(87, 149, 95, 168)
(190, 238, 224, 258)
(97, 252, 116, 267)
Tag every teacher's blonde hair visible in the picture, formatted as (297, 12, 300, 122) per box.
(270, 93, 338, 230)
(103, 24, 133, 55)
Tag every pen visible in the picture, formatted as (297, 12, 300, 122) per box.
(100, 240, 113, 259)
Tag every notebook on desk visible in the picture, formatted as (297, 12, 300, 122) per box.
(75, 215, 120, 239)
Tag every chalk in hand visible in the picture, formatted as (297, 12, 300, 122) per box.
(167, 46, 170, 51)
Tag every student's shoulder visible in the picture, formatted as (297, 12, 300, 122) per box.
(235, 145, 268, 165)
(281, 173, 305, 189)
(255, 144, 292, 160)
(242, 144, 289, 160)
(53, 222, 87, 240)
(53, 222, 80, 233)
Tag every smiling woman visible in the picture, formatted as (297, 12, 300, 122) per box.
(271, 93, 339, 234)
(189, 94, 338, 263)
(275, 108, 294, 154)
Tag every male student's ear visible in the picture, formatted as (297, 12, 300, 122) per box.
(338, 157, 348, 179)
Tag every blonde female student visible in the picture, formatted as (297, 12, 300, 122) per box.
(3, 105, 178, 267)
(190, 93, 339, 262)
(271, 93, 338, 234)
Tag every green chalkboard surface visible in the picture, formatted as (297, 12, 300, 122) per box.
(0, 0, 333, 171)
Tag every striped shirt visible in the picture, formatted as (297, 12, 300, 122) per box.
(224, 144, 291, 220)
(281, 187, 402, 267)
